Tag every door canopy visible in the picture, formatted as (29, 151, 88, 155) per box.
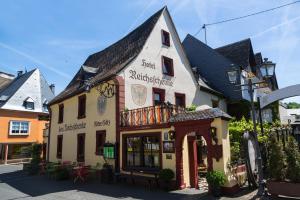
(260, 84, 300, 108)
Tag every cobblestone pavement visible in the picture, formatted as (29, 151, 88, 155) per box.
(0, 164, 288, 200)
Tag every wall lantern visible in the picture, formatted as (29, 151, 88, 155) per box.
(260, 58, 275, 78)
(226, 64, 240, 84)
(210, 127, 218, 144)
(168, 130, 176, 140)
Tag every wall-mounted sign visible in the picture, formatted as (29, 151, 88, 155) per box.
(163, 141, 175, 153)
(129, 70, 173, 87)
(142, 59, 155, 69)
(94, 120, 110, 127)
(59, 122, 86, 133)
(104, 143, 115, 159)
(97, 95, 107, 114)
(96, 81, 115, 98)
(131, 84, 147, 106)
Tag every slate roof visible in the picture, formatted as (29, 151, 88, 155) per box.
(0, 70, 35, 103)
(183, 34, 243, 101)
(215, 38, 257, 72)
(0, 69, 55, 113)
(170, 107, 232, 123)
(49, 7, 165, 105)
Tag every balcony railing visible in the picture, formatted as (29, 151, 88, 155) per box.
(120, 104, 185, 127)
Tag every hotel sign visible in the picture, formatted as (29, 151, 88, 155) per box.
(129, 70, 173, 87)
(59, 122, 86, 132)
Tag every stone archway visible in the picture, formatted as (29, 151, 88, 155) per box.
(174, 119, 213, 189)
(260, 84, 300, 108)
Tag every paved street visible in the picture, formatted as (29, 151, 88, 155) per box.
(0, 164, 285, 200)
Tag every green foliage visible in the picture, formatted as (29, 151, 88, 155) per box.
(206, 170, 226, 188)
(230, 142, 240, 164)
(28, 143, 42, 175)
(54, 166, 70, 180)
(186, 104, 197, 112)
(286, 102, 300, 109)
(267, 136, 285, 181)
(159, 168, 175, 182)
(285, 137, 300, 182)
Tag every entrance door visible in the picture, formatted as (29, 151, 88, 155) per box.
(77, 134, 85, 162)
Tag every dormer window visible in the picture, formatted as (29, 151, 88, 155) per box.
(162, 56, 174, 76)
(43, 100, 49, 112)
(24, 97, 35, 110)
(161, 30, 170, 46)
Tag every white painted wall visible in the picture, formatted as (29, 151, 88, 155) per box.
(118, 9, 226, 110)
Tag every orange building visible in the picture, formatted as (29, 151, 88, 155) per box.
(0, 69, 54, 164)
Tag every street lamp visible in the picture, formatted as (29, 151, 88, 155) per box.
(260, 58, 276, 78)
(227, 62, 275, 196)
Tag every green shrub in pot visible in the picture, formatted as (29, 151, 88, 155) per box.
(206, 170, 226, 197)
(285, 137, 300, 183)
(159, 168, 175, 190)
(267, 136, 285, 181)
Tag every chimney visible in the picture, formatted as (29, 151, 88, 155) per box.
(49, 84, 55, 94)
(17, 71, 23, 77)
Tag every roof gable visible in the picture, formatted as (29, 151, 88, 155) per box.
(0, 69, 55, 113)
(215, 38, 256, 70)
(183, 34, 242, 101)
(50, 7, 165, 105)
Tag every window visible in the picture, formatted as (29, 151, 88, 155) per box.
(175, 93, 186, 108)
(57, 135, 63, 159)
(95, 131, 106, 155)
(162, 56, 174, 76)
(78, 95, 86, 119)
(153, 88, 165, 106)
(161, 30, 170, 46)
(43, 100, 48, 112)
(9, 121, 30, 135)
(77, 133, 85, 162)
(212, 99, 219, 108)
(58, 104, 64, 123)
(24, 97, 34, 110)
(124, 133, 161, 171)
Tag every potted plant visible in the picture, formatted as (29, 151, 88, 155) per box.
(101, 162, 113, 183)
(158, 168, 175, 191)
(27, 144, 42, 175)
(267, 136, 300, 198)
(206, 170, 226, 197)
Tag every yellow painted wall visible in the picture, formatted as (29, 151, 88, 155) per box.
(211, 118, 237, 188)
(49, 82, 116, 167)
(182, 134, 190, 187)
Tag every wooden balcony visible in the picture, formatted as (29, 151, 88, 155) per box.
(120, 104, 185, 128)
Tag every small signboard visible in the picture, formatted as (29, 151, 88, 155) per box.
(103, 143, 115, 159)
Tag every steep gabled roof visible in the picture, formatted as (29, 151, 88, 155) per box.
(0, 69, 55, 113)
(215, 38, 256, 70)
(50, 7, 165, 105)
(183, 34, 243, 101)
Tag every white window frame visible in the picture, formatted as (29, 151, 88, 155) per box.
(9, 121, 30, 136)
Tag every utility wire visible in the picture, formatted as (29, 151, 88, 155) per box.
(194, 0, 300, 40)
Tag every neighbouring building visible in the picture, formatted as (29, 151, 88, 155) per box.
(48, 7, 239, 192)
(0, 71, 14, 91)
(183, 35, 278, 122)
(0, 69, 55, 164)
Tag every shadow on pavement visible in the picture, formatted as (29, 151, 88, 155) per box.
(0, 167, 214, 200)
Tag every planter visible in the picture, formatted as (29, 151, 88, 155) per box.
(209, 186, 222, 197)
(267, 180, 300, 198)
(101, 168, 113, 183)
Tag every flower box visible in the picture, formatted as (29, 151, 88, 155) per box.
(267, 180, 300, 198)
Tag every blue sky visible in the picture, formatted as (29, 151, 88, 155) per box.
(0, 0, 299, 102)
